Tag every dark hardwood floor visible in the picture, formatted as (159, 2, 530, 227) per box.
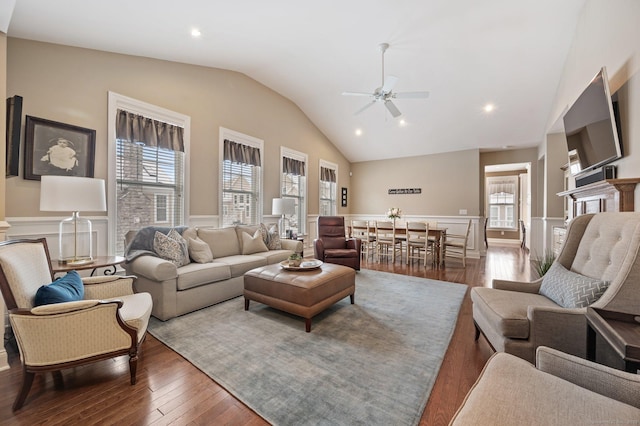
(0, 243, 531, 425)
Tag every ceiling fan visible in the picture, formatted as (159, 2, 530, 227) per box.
(342, 43, 429, 118)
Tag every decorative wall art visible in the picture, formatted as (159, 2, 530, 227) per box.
(24, 116, 96, 181)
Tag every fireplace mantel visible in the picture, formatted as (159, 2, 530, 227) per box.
(558, 178, 640, 219)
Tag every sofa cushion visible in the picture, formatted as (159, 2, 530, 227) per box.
(198, 227, 240, 258)
(176, 262, 232, 291)
(250, 249, 293, 264)
(235, 225, 259, 253)
(540, 262, 609, 309)
(153, 230, 190, 267)
(471, 287, 559, 339)
(213, 255, 267, 277)
(242, 229, 269, 255)
(188, 236, 214, 263)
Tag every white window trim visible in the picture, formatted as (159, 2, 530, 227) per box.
(107, 91, 190, 255)
(280, 146, 308, 234)
(319, 159, 338, 216)
(219, 127, 264, 224)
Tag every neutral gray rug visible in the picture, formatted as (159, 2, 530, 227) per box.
(148, 269, 467, 425)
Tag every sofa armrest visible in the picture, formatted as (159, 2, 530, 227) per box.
(125, 255, 177, 281)
(536, 346, 640, 409)
(346, 238, 361, 252)
(280, 238, 302, 254)
(314, 239, 325, 260)
(492, 277, 542, 293)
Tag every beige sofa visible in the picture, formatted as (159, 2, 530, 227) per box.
(124, 225, 302, 320)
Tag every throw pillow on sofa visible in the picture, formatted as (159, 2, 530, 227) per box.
(242, 229, 269, 255)
(34, 270, 84, 306)
(154, 229, 190, 267)
(539, 262, 609, 308)
(266, 224, 282, 250)
(188, 236, 214, 263)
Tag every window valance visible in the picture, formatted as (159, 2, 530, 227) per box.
(283, 157, 306, 176)
(320, 166, 336, 183)
(116, 109, 184, 152)
(223, 139, 261, 167)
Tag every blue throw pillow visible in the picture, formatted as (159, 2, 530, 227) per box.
(34, 270, 84, 307)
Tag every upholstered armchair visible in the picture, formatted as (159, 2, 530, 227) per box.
(314, 216, 361, 270)
(450, 346, 640, 425)
(471, 212, 640, 363)
(0, 238, 152, 411)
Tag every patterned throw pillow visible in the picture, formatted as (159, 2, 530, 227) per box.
(153, 230, 189, 267)
(242, 229, 269, 255)
(266, 223, 282, 250)
(539, 262, 609, 308)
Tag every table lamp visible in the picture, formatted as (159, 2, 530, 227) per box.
(272, 198, 295, 238)
(40, 176, 107, 265)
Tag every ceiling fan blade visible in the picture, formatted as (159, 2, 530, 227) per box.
(354, 101, 376, 116)
(342, 91, 374, 97)
(385, 100, 402, 118)
(393, 91, 430, 99)
(381, 75, 399, 94)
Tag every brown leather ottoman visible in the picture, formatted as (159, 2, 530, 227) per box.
(244, 262, 356, 332)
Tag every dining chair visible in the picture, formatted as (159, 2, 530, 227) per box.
(351, 220, 376, 260)
(405, 222, 434, 265)
(444, 219, 472, 267)
(375, 221, 402, 263)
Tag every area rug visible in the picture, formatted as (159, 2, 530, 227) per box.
(148, 269, 467, 425)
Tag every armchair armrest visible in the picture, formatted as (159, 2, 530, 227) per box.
(528, 305, 587, 357)
(536, 346, 640, 409)
(314, 239, 325, 260)
(83, 275, 136, 299)
(492, 277, 542, 293)
(346, 238, 361, 252)
(10, 301, 134, 366)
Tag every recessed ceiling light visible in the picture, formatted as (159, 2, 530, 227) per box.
(399, 119, 407, 127)
(483, 103, 495, 113)
(191, 28, 202, 38)
(355, 129, 362, 136)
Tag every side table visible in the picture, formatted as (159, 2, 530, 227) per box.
(586, 307, 640, 373)
(52, 255, 126, 277)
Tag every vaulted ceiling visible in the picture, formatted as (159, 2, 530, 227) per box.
(5, 0, 586, 162)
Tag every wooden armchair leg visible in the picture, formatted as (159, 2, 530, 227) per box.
(52, 370, 64, 389)
(13, 370, 35, 411)
(129, 352, 138, 385)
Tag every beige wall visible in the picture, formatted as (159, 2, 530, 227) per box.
(546, 0, 640, 209)
(350, 149, 480, 217)
(6, 38, 351, 219)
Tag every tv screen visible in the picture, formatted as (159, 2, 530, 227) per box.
(563, 67, 622, 177)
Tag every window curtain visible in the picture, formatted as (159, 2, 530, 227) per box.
(116, 109, 184, 152)
(489, 182, 516, 195)
(223, 139, 261, 166)
(320, 166, 336, 183)
(283, 157, 306, 176)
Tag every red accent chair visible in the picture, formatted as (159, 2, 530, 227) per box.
(314, 216, 361, 270)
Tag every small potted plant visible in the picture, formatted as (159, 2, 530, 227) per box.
(288, 252, 302, 267)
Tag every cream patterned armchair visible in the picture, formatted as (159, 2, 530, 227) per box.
(472, 212, 640, 363)
(0, 238, 152, 411)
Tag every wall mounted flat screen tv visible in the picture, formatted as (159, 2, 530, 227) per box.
(563, 67, 623, 177)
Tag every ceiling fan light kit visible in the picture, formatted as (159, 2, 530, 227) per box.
(342, 42, 429, 118)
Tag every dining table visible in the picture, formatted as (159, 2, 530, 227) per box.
(392, 225, 448, 266)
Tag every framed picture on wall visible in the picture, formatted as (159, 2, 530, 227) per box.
(341, 187, 348, 207)
(24, 116, 96, 181)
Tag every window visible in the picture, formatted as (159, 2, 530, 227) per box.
(487, 176, 518, 230)
(281, 147, 307, 235)
(319, 160, 338, 216)
(108, 92, 190, 256)
(220, 128, 263, 227)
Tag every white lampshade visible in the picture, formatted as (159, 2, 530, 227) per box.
(39, 176, 106, 265)
(272, 198, 295, 216)
(40, 176, 107, 212)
